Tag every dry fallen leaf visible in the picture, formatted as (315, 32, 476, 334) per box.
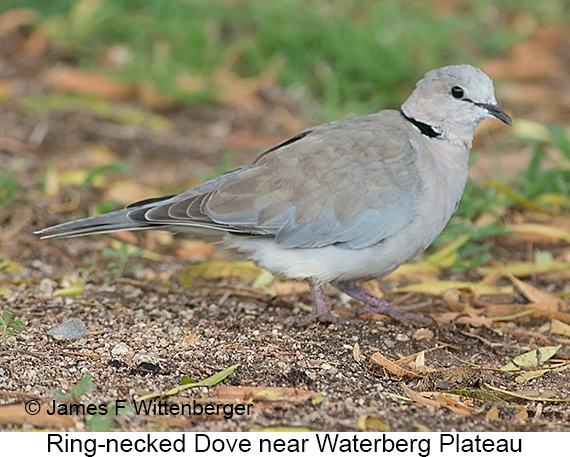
(414, 351, 426, 371)
(401, 384, 439, 408)
(370, 352, 423, 379)
(501, 345, 561, 372)
(514, 406, 529, 421)
(401, 386, 473, 418)
(392, 281, 513, 296)
(353, 342, 362, 364)
(478, 261, 570, 278)
(455, 315, 493, 328)
(434, 393, 473, 418)
(508, 274, 562, 303)
(550, 319, 570, 337)
(357, 414, 390, 432)
(47, 67, 137, 100)
(483, 301, 570, 323)
(0, 403, 74, 428)
(506, 223, 570, 243)
(485, 405, 500, 421)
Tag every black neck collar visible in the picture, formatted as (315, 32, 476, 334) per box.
(400, 110, 442, 139)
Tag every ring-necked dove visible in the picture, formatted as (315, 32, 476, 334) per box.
(36, 64, 511, 325)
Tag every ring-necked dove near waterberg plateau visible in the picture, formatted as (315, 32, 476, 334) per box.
(36, 64, 511, 325)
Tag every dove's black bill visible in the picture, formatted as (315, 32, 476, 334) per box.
(477, 103, 512, 126)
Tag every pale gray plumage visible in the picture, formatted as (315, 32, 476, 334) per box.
(36, 64, 511, 324)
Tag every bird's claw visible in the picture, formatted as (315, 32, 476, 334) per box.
(292, 310, 351, 326)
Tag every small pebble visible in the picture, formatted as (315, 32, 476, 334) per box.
(413, 328, 434, 341)
(111, 342, 134, 359)
(47, 318, 89, 341)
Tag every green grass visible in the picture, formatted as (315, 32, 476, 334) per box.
(518, 126, 570, 204)
(0, 310, 25, 348)
(3, 0, 568, 119)
(0, 169, 19, 205)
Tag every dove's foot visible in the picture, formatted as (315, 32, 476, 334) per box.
(334, 281, 431, 327)
(293, 277, 349, 325)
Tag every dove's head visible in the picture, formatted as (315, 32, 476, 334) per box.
(401, 64, 511, 144)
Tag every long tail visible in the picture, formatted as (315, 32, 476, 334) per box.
(35, 166, 265, 240)
(35, 210, 168, 239)
(35, 196, 173, 239)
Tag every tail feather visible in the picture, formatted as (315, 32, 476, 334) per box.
(35, 202, 233, 239)
(36, 224, 162, 239)
(35, 169, 257, 240)
(35, 209, 153, 239)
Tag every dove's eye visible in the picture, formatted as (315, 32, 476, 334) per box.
(451, 86, 465, 99)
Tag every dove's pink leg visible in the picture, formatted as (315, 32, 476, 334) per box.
(334, 281, 431, 326)
(295, 277, 345, 324)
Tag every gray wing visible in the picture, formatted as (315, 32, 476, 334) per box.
(37, 112, 423, 249)
(145, 112, 423, 249)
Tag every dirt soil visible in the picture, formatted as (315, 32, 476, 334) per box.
(1, 23, 570, 433)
